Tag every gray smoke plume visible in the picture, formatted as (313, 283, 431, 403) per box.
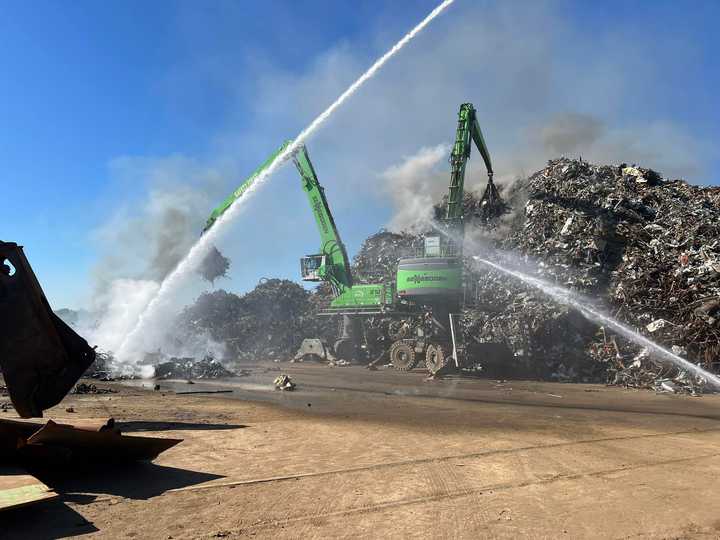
(92, 156, 226, 288)
(529, 113, 709, 180)
(81, 155, 233, 365)
(539, 112, 605, 156)
(381, 144, 450, 232)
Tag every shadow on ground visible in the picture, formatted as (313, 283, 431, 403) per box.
(2, 465, 220, 540)
(118, 420, 247, 432)
(3, 499, 99, 540)
(39, 462, 223, 500)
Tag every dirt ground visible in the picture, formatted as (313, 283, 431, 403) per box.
(4, 363, 720, 539)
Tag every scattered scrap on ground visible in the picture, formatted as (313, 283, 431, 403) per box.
(154, 356, 235, 380)
(274, 374, 296, 391)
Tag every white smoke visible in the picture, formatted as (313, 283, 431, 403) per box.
(81, 278, 159, 353)
(80, 156, 232, 371)
(381, 144, 450, 232)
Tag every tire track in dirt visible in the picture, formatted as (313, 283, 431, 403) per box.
(217, 451, 720, 537)
(168, 426, 720, 494)
(424, 458, 470, 538)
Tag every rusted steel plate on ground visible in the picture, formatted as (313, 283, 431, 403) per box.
(27, 420, 182, 461)
(1, 417, 180, 462)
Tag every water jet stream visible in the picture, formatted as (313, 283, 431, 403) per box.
(114, 0, 456, 368)
(473, 256, 720, 391)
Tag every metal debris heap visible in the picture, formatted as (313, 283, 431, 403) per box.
(274, 374, 296, 391)
(177, 279, 331, 363)
(465, 158, 720, 389)
(352, 231, 422, 283)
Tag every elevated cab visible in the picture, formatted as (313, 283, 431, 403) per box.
(300, 254, 326, 282)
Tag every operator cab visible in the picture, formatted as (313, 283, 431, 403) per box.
(423, 235, 441, 257)
(300, 254, 325, 281)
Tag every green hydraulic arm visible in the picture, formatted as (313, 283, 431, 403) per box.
(294, 145, 391, 310)
(445, 103, 493, 220)
(293, 144, 354, 295)
(203, 140, 292, 233)
(396, 103, 497, 300)
(444, 103, 497, 238)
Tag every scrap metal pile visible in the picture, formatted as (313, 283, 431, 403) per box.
(352, 231, 423, 283)
(167, 158, 718, 391)
(153, 355, 235, 379)
(176, 279, 332, 363)
(465, 158, 720, 389)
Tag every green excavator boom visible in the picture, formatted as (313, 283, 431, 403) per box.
(293, 145, 391, 310)
(294, 145, 354, 291)
(203, 140, 292, 233)
(445, 103, 493, 223)
(396, 102, 497, 300)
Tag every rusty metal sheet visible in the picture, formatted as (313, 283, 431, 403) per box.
(1, 417, 180, 463)
(0, 416, 115, 437)
(0, 241, 96, 418)
(27, 420, 182, 461)
(0, 468, 58, 512)
(35, 417, 118, 433)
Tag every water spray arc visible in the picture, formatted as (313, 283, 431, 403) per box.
(473, 256, 720, 391)
(114, 0, 457, 367)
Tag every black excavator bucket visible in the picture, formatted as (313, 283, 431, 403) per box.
(477, 178, 508, 223)
(0, 241, 95, 418)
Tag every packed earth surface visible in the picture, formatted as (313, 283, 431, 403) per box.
(4, 364, 720, 539)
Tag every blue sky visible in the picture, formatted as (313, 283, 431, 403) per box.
(1, 0, 718, 310)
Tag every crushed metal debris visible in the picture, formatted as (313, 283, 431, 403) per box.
(72, 383, 117, 395)
(274, 374, 296, 391)
(465, 158, 720, 390)
(353, 231, 422, 284)
(176, 279, 328, 364)
(154, 355, 235, 380)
